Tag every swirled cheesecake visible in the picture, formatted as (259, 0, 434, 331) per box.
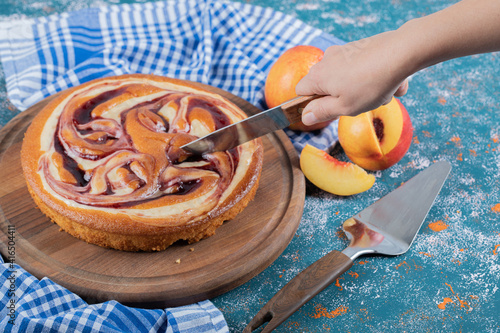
(21, 74, 263, 251)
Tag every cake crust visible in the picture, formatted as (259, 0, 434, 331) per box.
(21, 74, 263, 251)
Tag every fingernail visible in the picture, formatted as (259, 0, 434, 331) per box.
(302, 112, 318, 125)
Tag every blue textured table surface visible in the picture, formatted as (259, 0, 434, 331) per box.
(1, 0, 499, 332)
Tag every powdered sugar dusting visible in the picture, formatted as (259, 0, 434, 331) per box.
(320, 12, 380, 27)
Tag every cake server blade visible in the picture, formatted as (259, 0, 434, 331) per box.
(181, 95, 320, 155)
(244, 160, 451, 332)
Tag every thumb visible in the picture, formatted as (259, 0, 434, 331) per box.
(301, 96, 339, 125)
(394, 79, 409, 97)
(295, 71, 325, 96)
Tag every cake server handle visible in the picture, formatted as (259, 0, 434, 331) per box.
(243, 250, 353, 332)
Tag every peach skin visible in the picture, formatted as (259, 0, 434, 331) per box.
(265, 45, 332, 131)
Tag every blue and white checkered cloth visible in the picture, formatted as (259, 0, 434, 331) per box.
(0, 257, 227, 332)
(0, 0, 344, 331)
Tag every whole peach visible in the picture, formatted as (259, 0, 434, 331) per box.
(265, 45, 332, 131)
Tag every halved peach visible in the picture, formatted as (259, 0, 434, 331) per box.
(338, 98, 413, 171)
(300, 144, 375, 196)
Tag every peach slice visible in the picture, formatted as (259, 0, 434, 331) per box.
(300, 144, 375, 196)
(338, 98, 413, 171)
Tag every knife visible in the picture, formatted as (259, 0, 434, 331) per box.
(181, 95, 320, 155)
(244, 160, 452, 332)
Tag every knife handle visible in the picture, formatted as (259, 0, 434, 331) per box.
(244, 250, 353, 333)
(280, 95, 323, 125)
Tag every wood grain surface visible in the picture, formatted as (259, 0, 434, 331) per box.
(0, 82, 305, 308)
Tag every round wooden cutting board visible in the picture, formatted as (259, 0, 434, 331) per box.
(0, 81, 305, 308)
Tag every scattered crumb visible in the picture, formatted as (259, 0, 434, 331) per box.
(428, 220, 449, 232)
(175, 258, 181, 264)
(491, 203, 500, 213)
(189, 247, 195, 252)
(311, 304, 349, 319)
(437, 297, 454, 310)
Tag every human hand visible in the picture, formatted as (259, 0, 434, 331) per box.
(295, 30, 411, 125)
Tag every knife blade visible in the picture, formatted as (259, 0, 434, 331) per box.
(181, 95, 320, 155)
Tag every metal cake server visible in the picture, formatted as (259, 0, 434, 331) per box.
(244, 160, 451, 332)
